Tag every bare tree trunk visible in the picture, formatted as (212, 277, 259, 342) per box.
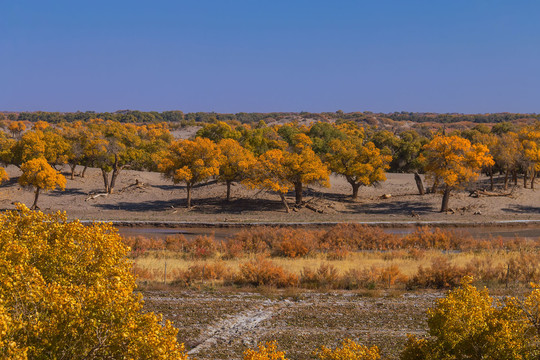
(101, 169, 110, 193)
(513, 170, 518, 186)
(226, 180, 232, 202)
(532, 170, 536, 190)
(81, 165, 88, 178)
(524, 171, 528, 189)
(69, 164, 77, 180)
(186, 184, 192, 209)
(108, 155, 120, 194)
(504, 169, 509, 190)
(489, 166, 494, 191)
(108, 168, 120, 194)
(279, 193, 290, 213)
(31, 187, 40, 210)
(414, 172, 425, 195)
(351, 182, 361, 199)
(294, 182, 303, 205)
(440, 186, 451, 212)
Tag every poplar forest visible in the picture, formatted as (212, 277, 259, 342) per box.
(1, 111, 540, 359)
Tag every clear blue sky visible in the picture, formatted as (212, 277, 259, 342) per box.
(1, 1, 539, 114)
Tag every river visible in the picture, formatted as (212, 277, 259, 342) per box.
(116, 224, 540, 240)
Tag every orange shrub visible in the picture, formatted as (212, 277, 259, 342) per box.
(506, 253, 540, 284)
(407, 257, 470, 289)
(231, 227, 275, 253)
(235, 257, 298, 288)
(165, 235, 189, 251)
(319, 224, 400, 252)
(123, 236, 165, 254)
(340, 265, 407, 290)
(187, 235, 217, 259)
(172, 261, 233, 286)
(274, 230, 318, 258)
(300, 263, 340, 289)
(403, 227, 473, 250)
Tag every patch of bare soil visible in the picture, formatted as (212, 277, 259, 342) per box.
(142, 289, 439, 360)
(2, 165, 539, 225)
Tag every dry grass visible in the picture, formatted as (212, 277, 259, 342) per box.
(133, 249, 526, 288)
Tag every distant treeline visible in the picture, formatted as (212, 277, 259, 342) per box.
(1, 110, 539, 125)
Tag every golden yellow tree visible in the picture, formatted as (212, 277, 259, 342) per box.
(0, 204, 188, 359)
(10, 130, 70, 168)
(315, 339, 380, 360)
(401, 277, 534, 360)
(0, 167, 7, 185)
(18, 158, 66, 210)
(245, 149, 292, 212)
(421, 135, 494, 212)
(159, 137, 221, 208)
(326, 139, 391, 199)
(217, 138, 256, 201)
(283, 134, 330, 205)
(246, 134, 330, 212)
(31, 120, 49, 131)
(244, 341, 289, 360)
(8, 121, 25, 138)
(518, 127, 540, 189)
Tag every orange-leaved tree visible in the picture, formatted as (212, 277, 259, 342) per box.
(0, 204, 188, 359)
(326, 138, 391, 199)
(158, 137, 221, 208)
(217, 138, 256, 201)
(18, 158, 66, 210)
(421, 135, 494, 212)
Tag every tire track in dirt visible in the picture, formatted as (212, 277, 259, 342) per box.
(187, 301, 288, 355)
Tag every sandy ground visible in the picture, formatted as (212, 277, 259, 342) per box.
(2, 165, 539, 224)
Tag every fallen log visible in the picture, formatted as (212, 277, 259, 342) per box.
(470, 189, 513, 197)
(85, 193, 108, 201)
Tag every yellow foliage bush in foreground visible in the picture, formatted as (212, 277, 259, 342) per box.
(0, 204, 187, 360)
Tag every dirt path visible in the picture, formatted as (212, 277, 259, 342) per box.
(187, 301, 285, 355)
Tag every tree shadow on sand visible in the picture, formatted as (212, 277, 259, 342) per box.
(92, 196, 287, 214)
(501, 205, 540, 214)
(351, 200, 434, 215)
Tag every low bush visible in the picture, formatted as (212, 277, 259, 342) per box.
(235, 257, 298, 288)
(300, 263, 340, 289)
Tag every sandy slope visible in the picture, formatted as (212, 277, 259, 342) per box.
(2, 165, 539, 224)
